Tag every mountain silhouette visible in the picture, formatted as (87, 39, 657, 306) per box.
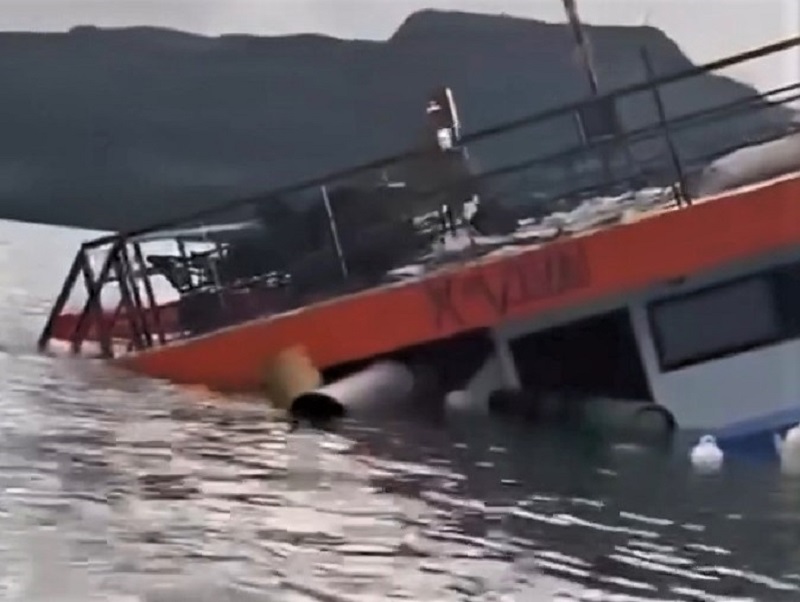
(0, 9, 791, 230)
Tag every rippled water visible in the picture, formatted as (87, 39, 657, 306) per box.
(1, 218, 799, 601)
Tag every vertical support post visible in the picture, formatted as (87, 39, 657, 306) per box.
(119, 244, 152, 347)
(562, 0, 599, 95)
(563, 0, 616, 189)
(200, 227, 227, 321)
(70, 240, 123, 356)
(111, 249, 146, 352)
(321, 185, 349, 280)
(78, 249, 113, 358)
(640, 46, 690, 207)
(212, 238, 228, 313)
(38, 249, 83, 351)
(132, 242, 166, 345)
(177, 238, 192, 289)
(107, 296, 127, 344)
(491, 329, 521, 391)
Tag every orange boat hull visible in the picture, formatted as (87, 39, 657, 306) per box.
(51, 289, 286, 345)
(111, 173, 800, 392)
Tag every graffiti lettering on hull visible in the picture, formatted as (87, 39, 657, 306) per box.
(424, 241, 591, 329)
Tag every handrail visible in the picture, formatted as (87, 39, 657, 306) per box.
(334, 82, 800, 219)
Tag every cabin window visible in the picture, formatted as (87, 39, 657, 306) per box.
(649, 276, 782, 371)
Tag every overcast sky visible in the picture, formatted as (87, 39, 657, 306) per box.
(3, 0, 798, 91)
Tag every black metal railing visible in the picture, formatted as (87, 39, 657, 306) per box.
(37, 35, 800, 358)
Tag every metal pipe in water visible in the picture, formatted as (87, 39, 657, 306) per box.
(488, 388, 676, 443)
(290, 360, 416, 421)
(320, 185, 349, 279)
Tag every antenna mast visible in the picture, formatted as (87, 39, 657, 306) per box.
(562, 0, 600, 96)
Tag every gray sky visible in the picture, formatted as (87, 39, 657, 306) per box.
(2, 0, 798, 91)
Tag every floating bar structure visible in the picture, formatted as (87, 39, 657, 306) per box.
(37, 36, 800, 456)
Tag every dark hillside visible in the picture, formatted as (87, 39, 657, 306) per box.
(0, 10, 790, 229)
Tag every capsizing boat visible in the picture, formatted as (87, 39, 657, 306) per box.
(38, 35, 800, 458)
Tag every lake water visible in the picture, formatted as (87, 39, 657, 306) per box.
(0, 218, 798, 601)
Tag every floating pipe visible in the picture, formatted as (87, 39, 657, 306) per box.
(290, 360, 416, 421)
(581, 397, 676, 440)
(487, 388, 675, 440)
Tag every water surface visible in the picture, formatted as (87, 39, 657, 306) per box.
(0, 218, 798, 601)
